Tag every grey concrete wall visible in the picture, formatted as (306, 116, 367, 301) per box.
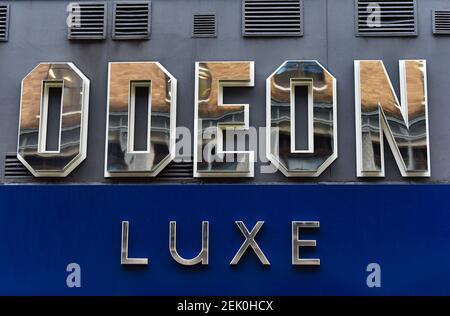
(0, 0, 449, 184)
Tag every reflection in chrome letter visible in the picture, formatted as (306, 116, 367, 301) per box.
(194, 61, 255, 177)
(292, 221, 320, 266)
(267, 61, 337, 177)
(355, 60, 430, 177)
(18, 63, 90, 177)
(169, 221, 209, 265)
(105, 62, 177, 177)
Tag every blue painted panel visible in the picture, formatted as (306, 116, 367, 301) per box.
(0, 185, 448, 295)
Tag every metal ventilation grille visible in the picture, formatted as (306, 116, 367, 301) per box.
(4, 153, 32, 179)
(158, 161, 194, 180)
(242, 0, 303, 37)
(433, 10, 450, 35)
(356, 0, 417, 36)
(193, 14, 217, 38)
(68, 1, 107, 40)
(0, 4, 10, 42)
(113, 1, 151, 40)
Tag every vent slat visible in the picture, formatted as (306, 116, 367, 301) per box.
(113, 1, 151, 40)
(0, 4, 9, 41)
(434, 10, 450, 35)
(68, 2, 107, 40)
(3, 153, 195, 180)
(355, 0, 417, 36)
(157, 160, 194, 179)
(115, 22, 149, 25)
(243, 0, 303, 37)
(193, 14, 217, 38)
(115, 14, 149, 18)
(4, 153, 33, 179)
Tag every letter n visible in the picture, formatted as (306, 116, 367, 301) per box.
(355, 60, 430, 177)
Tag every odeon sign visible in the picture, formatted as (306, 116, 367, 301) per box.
(17, 59, 429, 178)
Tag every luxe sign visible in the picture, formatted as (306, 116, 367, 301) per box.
(121, 221, 320, 266)
(17, 60, 430, 178)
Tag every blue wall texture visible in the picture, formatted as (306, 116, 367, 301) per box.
(0, 185, 448, 295)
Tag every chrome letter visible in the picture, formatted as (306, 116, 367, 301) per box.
(267, 61, 337, 177)
(355, 60, 430, 177)
(105, 62, 177, 177)
(292, 221, 320, 266)
(194, 61, 255, 177)
(169, 221, 209, 265)
(121, 221, 148, 265)
(230, 221, 270, 266)
(18, 63, 90, 177)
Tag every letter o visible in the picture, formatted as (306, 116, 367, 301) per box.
(18, 63, 90, 177)
(266, 60, 337, 177)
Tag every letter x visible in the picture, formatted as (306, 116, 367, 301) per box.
(230, 221, 270, 265)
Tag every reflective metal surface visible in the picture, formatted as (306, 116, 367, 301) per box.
(292, 221, 320, 266)
(230, 221, 270, 266)
(267, 61, 337, 177)
(169, 221, 209, 265)
(194, 61, 255, 177)
(355, 60, 430, 177)
(121, 221, 149, 265)
(105, 62, 177, 177)
(17, 63, 90, 177)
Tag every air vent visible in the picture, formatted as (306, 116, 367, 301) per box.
(356, 0, 417, 36)
(242, 0, 303, 37)
(68, 1, 107, 40)
(4, 153, 32, 179)
(433, 9, 450, 35)
(193, 14, 217, 38)
(113, 1, 151, 40)
(158, 161, 194, 180)
(0, 4, 10, 42)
